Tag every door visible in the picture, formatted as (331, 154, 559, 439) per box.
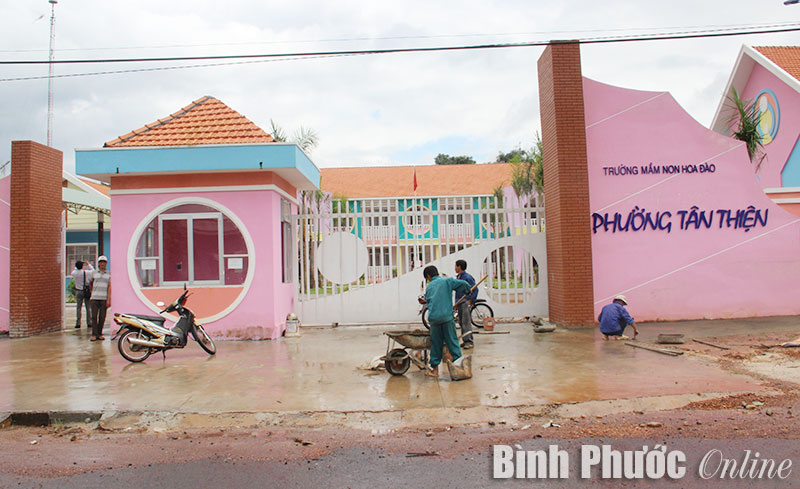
(192, 218, 221, 282)
(162, 219, 189, 283)
(159, 213, 223, 285)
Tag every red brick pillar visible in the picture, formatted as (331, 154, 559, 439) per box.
(9, 141, 63, 338)
(537, 42, 594, 326)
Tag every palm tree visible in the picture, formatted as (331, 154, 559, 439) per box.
(269, 119, 319, 153)
(275, 120, 320, 292)
(299, 189, 328, 214)
(509, 133, 544, 202)
(331, 194, 350, 231)
(726, 88, 766, 172)
(490, 185, 508, 283)
(297, 189, 331, 293)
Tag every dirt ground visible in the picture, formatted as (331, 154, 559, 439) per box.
(0, 397, 797, 484)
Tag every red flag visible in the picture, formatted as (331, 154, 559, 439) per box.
(413, 168, 418, 192)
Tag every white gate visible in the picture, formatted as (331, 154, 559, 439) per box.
(293, 193, 547, 325)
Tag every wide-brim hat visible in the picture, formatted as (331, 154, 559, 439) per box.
(613, 294, 628, 305)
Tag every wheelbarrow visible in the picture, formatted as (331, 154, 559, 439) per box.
(381, 330, 430, 376)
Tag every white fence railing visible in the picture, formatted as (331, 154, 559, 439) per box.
(367, 265, 393, 283)
(364, 225, 397, 242)
(442, 222, 474, 241)
(292, 193, 546, 323)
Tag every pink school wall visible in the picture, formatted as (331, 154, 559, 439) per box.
(0, 176, 8, 332)
(585, 77, 800, 321)
(740, 63, 800, 189)
(111, 189, 294, 339)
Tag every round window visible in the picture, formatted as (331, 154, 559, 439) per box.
(128, 198, 254, 322)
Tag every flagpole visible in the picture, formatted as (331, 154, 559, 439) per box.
(413, 167, 417, 270)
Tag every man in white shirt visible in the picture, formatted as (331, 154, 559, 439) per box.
(89, 256, 111, 341)
(70, 260, 94, 329)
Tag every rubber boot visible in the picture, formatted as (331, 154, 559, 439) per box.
(446, 355, 472, 381)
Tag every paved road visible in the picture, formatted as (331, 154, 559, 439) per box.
(1, 426, 797, 489)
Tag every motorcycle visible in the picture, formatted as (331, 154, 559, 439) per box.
(112, 285, 216, 363)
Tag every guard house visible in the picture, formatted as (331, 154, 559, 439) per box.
(76, 96, 320, 339)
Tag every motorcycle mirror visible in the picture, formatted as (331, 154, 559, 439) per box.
(156, 301, 165, 307)
(183, 283, 187, 291)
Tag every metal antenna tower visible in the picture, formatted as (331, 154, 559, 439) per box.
(46, 0, 58, 147)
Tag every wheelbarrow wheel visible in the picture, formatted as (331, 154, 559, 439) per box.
(385, 348, 411, 376)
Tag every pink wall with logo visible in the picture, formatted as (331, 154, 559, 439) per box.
(111, 189, 295, 339)
(585, 77, 800, 321)
(0, 176, 9, 332)
(739, 64, 800, 188)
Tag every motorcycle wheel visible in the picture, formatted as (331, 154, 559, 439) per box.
(470, 302, 494, 328)
(118, 329, 153, 363)
(385, 348, 411, 376)
(421, 307, 430, 330)
(193, 325, 217, 355)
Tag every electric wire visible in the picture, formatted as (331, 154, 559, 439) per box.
(0, 53, 365, 82)
(1, 20, 797, 54)
(1, 24, 798, 82)
(3, 24, 798, 65)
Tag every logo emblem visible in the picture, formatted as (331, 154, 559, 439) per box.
(754, 89, 779, 145)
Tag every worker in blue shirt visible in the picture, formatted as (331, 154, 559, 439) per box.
(454, 259, 477, 349)
(419, 265, 472, 379)
(598, 295, 638, 340)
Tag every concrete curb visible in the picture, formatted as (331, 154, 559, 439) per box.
(1, 391, 769, 432)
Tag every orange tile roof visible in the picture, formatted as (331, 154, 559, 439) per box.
(754, 46, 800, 82)
(321, 163, 514, 198)
(78, 177, 110, 196)
(104, 96, 275, 147)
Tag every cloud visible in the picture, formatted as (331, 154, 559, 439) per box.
(0, 0, 796, 173)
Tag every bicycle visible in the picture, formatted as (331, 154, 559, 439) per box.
(419, 299, 494, 330)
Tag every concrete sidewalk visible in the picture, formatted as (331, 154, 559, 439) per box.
(3, 316, 794, 425)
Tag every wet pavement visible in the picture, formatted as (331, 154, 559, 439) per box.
(1, 314, 790, 415)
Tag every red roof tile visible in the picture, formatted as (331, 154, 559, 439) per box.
(321, 164, 514, 198)
(104, 96, 275, 147)
(78, 177, 110, 196)
(754, 46, 800, 82)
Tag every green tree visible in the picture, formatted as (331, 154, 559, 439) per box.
(502, 133, 544, 201)
(495, 149, 525, 163)
(725, 88, 766, 172)
(434, 154, 476, 165)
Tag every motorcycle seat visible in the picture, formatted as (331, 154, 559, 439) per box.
(129, 314, 167, 325)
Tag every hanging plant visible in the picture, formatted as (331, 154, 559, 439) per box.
(726, 87, 766, 172)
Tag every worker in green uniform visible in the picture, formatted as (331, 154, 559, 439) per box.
(418, 265, 472, 380)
